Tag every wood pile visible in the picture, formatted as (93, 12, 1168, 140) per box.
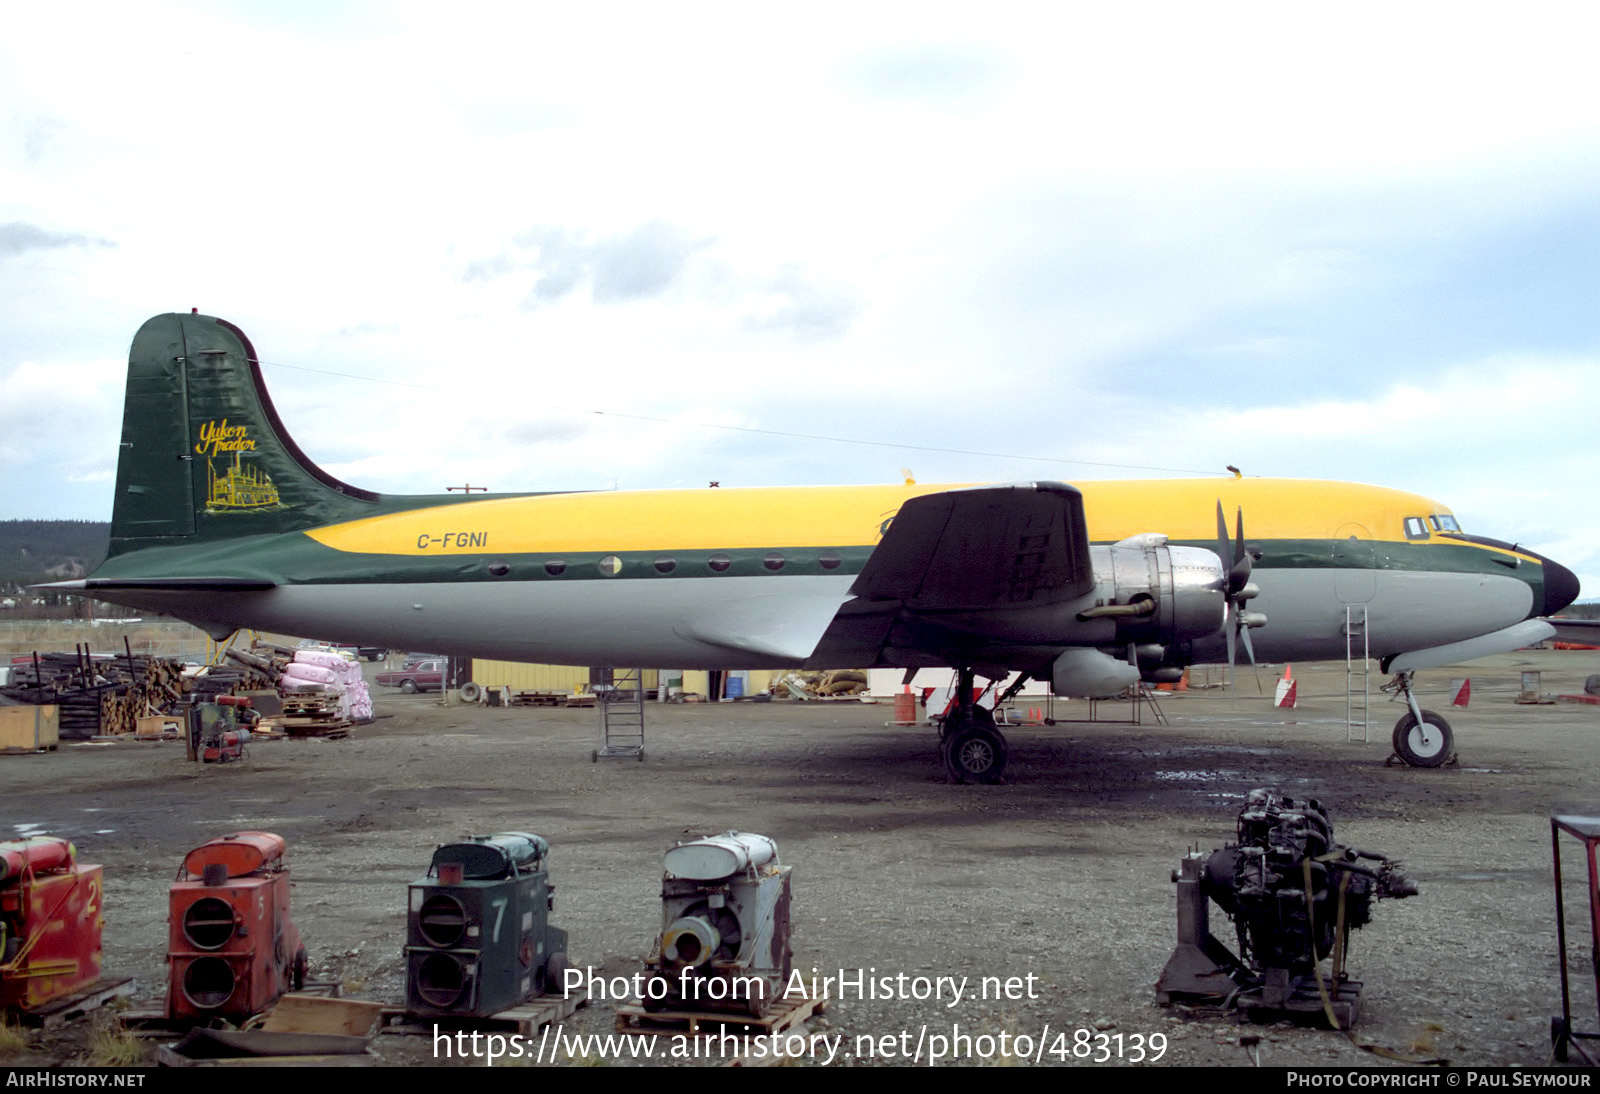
(0, 643, 190, 739)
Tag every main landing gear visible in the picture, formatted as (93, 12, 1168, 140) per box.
(938, 667, 1009, 784)
(1385, 670, 1455, 768)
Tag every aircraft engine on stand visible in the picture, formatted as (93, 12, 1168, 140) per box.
(646, 831, 792, 1018)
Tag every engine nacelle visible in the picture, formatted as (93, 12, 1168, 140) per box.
(924, 535, 1228, 650)
(1090, 536, 1229, 648)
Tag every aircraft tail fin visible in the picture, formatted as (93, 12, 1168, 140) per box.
(108, 312, 380, 556)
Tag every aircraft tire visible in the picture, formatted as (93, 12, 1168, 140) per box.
(943, 724, 1008, 784)
(1392, 710, 1453, 767)
(459, 681, 482, 703)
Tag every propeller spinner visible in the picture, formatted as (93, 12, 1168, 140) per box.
(1215, 501, 1266, 668)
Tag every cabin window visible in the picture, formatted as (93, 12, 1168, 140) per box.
(488, 561, 511, 577)
(654, 556, 676, 574)
(598, 555, 623, 576)
(819, 550, 842, 570)
(763, 551, 786, 571)
(544, 558, 567, 576)
(1403, 517, 1429, 541)
(707, 553, 732, 573)
(1430, 514, 1461, 533)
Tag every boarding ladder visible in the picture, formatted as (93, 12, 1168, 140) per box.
(1345, 605, 1370, 741)
(593, 668, 646, 761)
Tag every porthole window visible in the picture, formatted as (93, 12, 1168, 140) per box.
(654, 556, 676, 574)
(544, 558, 566, 576)
(708, 553, 731, 572)
(488, 561, 510, 577)
(763, 551, 785, 571)
(819, 551, 842, 570)
(598, 555, 622, 577)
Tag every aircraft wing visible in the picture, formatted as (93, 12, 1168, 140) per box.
(812, 482, 1097, 670)
(849, 482, 1094, 610)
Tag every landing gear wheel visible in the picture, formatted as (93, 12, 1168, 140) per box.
(943, 725, 1008, 784)
(1392, 709, 1453, 767)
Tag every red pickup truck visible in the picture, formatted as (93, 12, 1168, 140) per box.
(374, 659, 446, 694)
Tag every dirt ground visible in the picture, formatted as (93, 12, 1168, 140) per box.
(4, 646, 1600, 1068)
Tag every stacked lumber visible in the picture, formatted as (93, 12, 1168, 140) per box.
(0, 645, 190, 738)
(188, 647, 279, 697)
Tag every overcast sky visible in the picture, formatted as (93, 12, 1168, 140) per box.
(3, 2, 1598, 595)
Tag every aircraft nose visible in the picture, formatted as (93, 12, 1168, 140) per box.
(1534, 553, 1581, 616)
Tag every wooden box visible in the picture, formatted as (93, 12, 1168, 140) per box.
(0, 704, 59, 751)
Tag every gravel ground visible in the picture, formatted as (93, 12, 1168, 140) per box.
(3, 648, 1598, 1068)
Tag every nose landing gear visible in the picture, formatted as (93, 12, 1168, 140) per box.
(1385, 670, 1455, 768)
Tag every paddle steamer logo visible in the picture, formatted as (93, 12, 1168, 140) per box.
(196, 418, 283, 511)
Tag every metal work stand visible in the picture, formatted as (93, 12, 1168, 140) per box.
(1551, 815, 1600, 1064)
(593, 668, 645, 762)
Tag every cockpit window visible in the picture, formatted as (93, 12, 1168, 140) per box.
(1403, 517, 1429, 540)
(1430, 514, 1461, 533)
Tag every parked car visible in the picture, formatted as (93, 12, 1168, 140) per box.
(375, 659, 445, 694)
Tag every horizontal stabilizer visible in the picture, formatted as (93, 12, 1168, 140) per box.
(40, 577, 278, 592)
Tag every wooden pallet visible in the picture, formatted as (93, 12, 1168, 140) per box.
(510, 691, 569, 707)
(257, 716, 353, 738)
(382, 992, 582, 1037)
(8, 977, 135, 1029)
(120, 979, 346, 1035)
(614, 989, 826, 1036)
(153, 1042, 378, 1067)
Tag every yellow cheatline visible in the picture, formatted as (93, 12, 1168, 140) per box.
(302, 477, 1472, 557)
(305, 483, 938, 555)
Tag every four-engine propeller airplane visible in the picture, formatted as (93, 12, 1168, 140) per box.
(55, 313, 1581, 781)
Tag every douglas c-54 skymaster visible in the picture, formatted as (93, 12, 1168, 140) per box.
(57, 312, 1581, 782)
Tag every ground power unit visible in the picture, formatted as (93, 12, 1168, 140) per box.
(405, 832, 569, 1018)
(648, 831, 792, 1018)
(0, 837, 103, 1011)
(165, 832, 306, 1024)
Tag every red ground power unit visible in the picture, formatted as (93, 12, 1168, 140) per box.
(165, 832, 306, 1023)
(0, 837, 103, 1011)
